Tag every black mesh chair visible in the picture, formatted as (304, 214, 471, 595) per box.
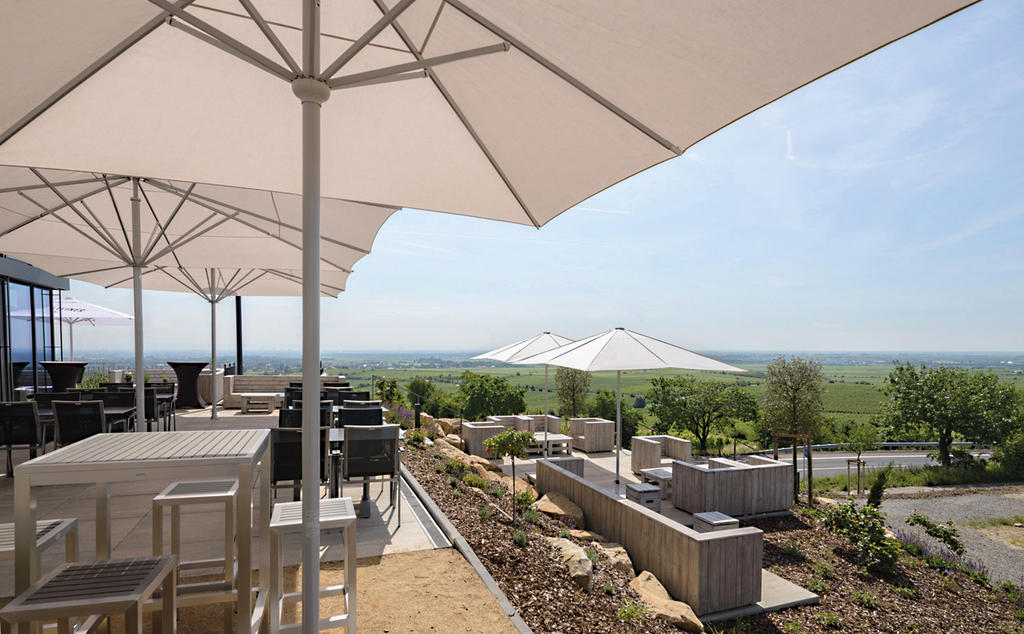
(338, 401, 383, 427)
(343, 424, 401, 525)
(32, 392, 80, 409)
(279, 408, 330, 429)
(293, 399, 334, 427)
(271, 427, 330, 501)
(143, 388, 171, 432)
(96, 392, 137, 431)
(149, 383, 176, 430)
(0, 401, 44, 476)
(333, 390, 370, 403)
(53, 400, 109, 447)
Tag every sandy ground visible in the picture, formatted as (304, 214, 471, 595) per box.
(977, 525, 1024, 550)
(4, 549, 516, 633)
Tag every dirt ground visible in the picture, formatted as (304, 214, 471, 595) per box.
(11, 548, 515, 633)
(977, 525, 1024, 550)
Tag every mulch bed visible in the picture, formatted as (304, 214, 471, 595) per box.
(716, 507, 1024, 633)
(403, 442, 677, 633)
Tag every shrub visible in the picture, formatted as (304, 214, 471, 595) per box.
(523, 509, 541, 525)
(559, 528, 570, 539)
(853, 591, 878, 609)
(405, 428, 425, 447)
(448, 476, 459, 489)
(807, 578, 827, 593)
(814, 612, 841, 628)
(892, 585, 918, 599)
(512, 529, 528, 547)
(444, 458, 469, 475)
(478, 506, 493, 520)
(995, 428, 1024, 474)
(812, 562, 835, 579)
(603, 581, 615, 595)
(489, 486, 504, 499)
(513, 490, 536, 512)
(820, 500, 900, 574)
(616, 600, 648, 624)
(462, 473, 487, 489)
(905, 511, 965, 557)
(867, 466, 890, 508)
(583, 547, 597, 563)
(434, 464, 443, 473)
(451, 488, 461, 499)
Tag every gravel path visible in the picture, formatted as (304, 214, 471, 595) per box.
(881, 487, 1024, 584)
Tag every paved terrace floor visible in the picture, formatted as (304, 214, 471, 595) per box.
(0, 406, 447, 599)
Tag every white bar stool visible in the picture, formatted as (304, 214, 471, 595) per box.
(153, 480, 238, 630)
(269, 497, 356, 634)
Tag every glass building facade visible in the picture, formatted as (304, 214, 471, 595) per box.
(0, 256, 68, 399)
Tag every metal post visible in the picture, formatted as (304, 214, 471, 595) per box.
(295, 1, 329, 626)
(414, 401, 421, 429)
(615, 369, 621, 487)
(807, 438, 813, 506)
(210, 297, 218, 419)
(131, 179, 145, 431)
(235, 295, 243, 374)
(68, 322, 74, 362)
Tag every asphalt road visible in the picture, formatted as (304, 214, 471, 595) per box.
(757, 449, 989, 480)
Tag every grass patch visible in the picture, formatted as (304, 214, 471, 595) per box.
(602, 581, 615, 595)
(962, 516, 1024, 529)
(812, 562, 836, 579)
(892, 585, 918, 599)
(512, 529, 528, 547)
(583, 547, 597, 563)
(523, 509, 542, 525)
(812, 462, 1016, 494)
(814, 612, 842, 629)
(478, 506, 493, 520)
(616, 599, 648, 624)
(853, 591, 878, 610)
(807, 578, 828, 593)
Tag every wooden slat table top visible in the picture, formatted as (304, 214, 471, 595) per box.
(17, 430, 269, 473)
(0, 556, 174, 619)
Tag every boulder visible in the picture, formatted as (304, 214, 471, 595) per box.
(596, 542, 634, 577)
(470, 457, 503, 473)
(471, 463, 504, 484)
(628, 571, 702, 632)
(444, 434, 464, 450)
(533, 492, 584, 530)
(546, 537, 593, 592)
(501, 475, 535, 498)
(569, 529, 609, 543)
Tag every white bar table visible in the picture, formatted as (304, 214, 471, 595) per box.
(14, 430, 271, 634)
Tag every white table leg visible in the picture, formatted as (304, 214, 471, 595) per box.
(152, 502, 163, 555)
(259, 448, 272, 634)
(13, 473, 37, 634)
(96, 482, 111, 560)
(236, 463, 253, 634)
(346, 522, 356, 634)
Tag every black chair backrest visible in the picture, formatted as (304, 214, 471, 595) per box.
(343, 424, 399, 479)
(279, 408, 330, 428)
(334, 390, 370, 403)
(144, 388, 159, 419)
(271, 427, 329, 485)
(97, 391, 135, 408)
(33, 392, 80, 408)
(0, 401, 40, 446)
(147, 382, 176, 393)
(54, 400, 105, 445)
(339, 402, 383, 427)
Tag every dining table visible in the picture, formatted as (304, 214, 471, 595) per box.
(14, 429, 271, 634)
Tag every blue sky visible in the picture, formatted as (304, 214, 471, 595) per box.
(70, 1, 1024, 354)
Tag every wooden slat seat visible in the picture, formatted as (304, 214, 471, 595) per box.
(0, 556, 175, 634)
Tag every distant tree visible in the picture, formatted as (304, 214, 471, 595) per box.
(647, 377, 758, 453)
(555, 367, 591, 417)
(633, 395, 646, 409)
(881, 362, 1022, 467)
(374, 377, 404, 407)
(406, 377, 436, 408)
(762, 357, 825, 439)
(589, 389, 641, 449)
(458, 371, 526, 420)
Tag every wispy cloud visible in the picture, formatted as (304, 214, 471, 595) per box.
(907, 206, 1024, 255)
(786, 129, 796, 160)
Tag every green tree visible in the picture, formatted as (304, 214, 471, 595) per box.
(374, 377, 404, 407)
(845, 421, 879, 461)
(633, 395, 646, 409)
(458, 371, 526, 420)
(483, 429, 534, 520)
(881, 362, 1022, 467)
(762, 356, 825, 439)
(555, 367, 591, 417)
(406, 377, 436, 408)
(647, 377, 758, 453)
(589, 389, 641, 449)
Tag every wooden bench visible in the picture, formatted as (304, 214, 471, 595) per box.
(639, 467, 673, 500)
(0, 556, 176, 634)
(238, 392, 281, 414)
(693, 511, 740, 533)
(624, 482, 661, 512)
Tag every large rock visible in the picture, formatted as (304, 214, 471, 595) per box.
(444, 434, 464, 450)
(569, 529, 609, 543)
(469, 457, 503, 473)
(533, 492, 584, 530)
(546, 537, 593, 592)
(628, 571, 702, 632)
(437, 418, 462, 435)
(501, 475, 534, 498)
(596, 542, 634, 578)
(471, 463, 503, 484)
